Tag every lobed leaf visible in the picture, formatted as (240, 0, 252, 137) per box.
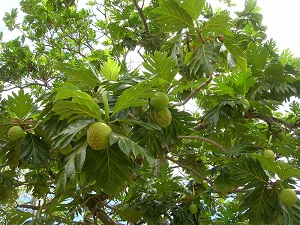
(6, 89, 33, 119)
(152, 0, 194, 32)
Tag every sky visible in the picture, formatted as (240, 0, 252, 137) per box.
(0, 0, 299, 57)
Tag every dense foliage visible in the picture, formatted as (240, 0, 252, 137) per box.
(0, 0, 300, 224)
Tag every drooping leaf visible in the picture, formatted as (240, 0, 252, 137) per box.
(185, 43, 218, 75)
(5, 209, 33, 225)
(276, 161, 300, 180)
(83, 146, 132, 196)
(6, 89, 33, 119)
(20, 133, 49, 167)
(100, 58, 121, 81)
(110, 132, 155, 165)
(51, 120, 91, 150)
(63, 137, 88, 179)
(230, 155, 269, 189)
(152, 0, 194, 32)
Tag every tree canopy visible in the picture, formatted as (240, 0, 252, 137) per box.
(0, 0, 300, 224)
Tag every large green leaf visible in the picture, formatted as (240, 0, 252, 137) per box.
(224, 37, 247, 71)
(83, 146, 132, 196)
(51, 120, 91, 150)
(100, 58, 121, 81)
(185, 42, 218, 75)
(63, 137, 88, 179)
(110, 132, 155, 165)
(52, 98, 102, 122)
(6, 89, 33, 119)
(286, 200, 300, 225)
(112, 80, 156, 116)
(56, 63, 101, 89)
(152, 0, 194, 32)
(230, 155, 269, 189)
(20, 133, 49, 167)
(175, 0, 205, 20)
(202, 14, 232, 35)
(239, 186, 280, 225)
(143, 51, 179, 83)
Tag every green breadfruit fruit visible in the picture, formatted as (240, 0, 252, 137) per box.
(280, 189, 298, 207)
(150, 92, 169, 110)
(59, 143, 72, 155)
(152, 108, 172, 128)
(238, 98, 250, 112)
(263, 149, 275, 161)
(189, 203, 198, 214)
(87, 122, 112, 150)
(8, 126, 24, 141)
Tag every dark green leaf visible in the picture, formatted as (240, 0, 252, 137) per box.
(20, 133, 49, 167)
(230, 155, 269, 189)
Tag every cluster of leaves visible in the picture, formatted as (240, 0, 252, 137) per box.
(0, 0, 300, 224)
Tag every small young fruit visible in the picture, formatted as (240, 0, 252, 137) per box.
(280, 189, 298, 207)
(87, 122, 112, 150)
(150, 92, 169, 110)
(8, 126, 24, 141)
(202, 180, 209, 189)
(263, 150, 275, 161)
(59, 143, 72, 155)
(238, 98, 250, 112)
(189, 203, 198, 214)
(152, 108, 172, 128)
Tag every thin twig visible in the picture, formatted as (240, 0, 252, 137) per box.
(177, 135, 227, 152)
(171, 74, 213, 107)
(132, 0, 149, 34)
(165, 155, 212, 184)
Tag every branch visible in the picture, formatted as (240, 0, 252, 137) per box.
(17, 204, 40, 210)
(177, 135, 227, 152)
(97, 210, 124, 225)
(0, 82, 49, 93)
(132, 0, 149, 34)
(171, 74, 213, 108)
(248, 113, 300, 129)
(165, 155, 212, 184)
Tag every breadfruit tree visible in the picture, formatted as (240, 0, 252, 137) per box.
(0, 0, 300, 224)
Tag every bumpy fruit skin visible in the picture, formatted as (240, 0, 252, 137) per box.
(189, 203, 198, 214)
(238, 98, 250, 112)
(280, 189, 298, 207)
(8, 126, 24, 141)
(152, 108, 172, 128)
(150, 92, 169, 110)
(59, 143, 72, 155)
(263, 149, 275, 161)
(87, 122, 112, 150)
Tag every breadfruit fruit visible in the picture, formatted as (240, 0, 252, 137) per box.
(152, 108, 172, 128)
(87, 122, 112, 150)
(189, 203, 198, 214)
(280, 189, 298, 207)
(263, 149, 275, 161)
(59, 143, 72, 155)
(8, 126, 24, 141)
(238, 98, 250, 112)
(150, 92, 169, 110)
